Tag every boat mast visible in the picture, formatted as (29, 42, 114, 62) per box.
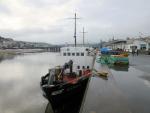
(71, 13, 80, 47)
(69, 13, 80, 46)
(74, 13, 77, 47)
(80, 27, 87, 46)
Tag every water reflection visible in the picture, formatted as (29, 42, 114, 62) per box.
(108, 64, 129, 71)
(140, 74, 150, 88)
(0, 54, 16, 62)
(110, 67, 150, 113)
(0, 52, 58, 113)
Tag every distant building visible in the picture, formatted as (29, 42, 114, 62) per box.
(125, 38, 150, 52)
(103, 39, 126, 50)
(125, 39, 145, 52)
(103, 37, 150, 52)
(144, 37, 150, 51)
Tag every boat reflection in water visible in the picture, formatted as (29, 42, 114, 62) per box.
(108, 64, 129, 72)
(45, 80, 87, 113)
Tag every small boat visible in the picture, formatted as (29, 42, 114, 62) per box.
(93, 69, 108, 78)
(110, 54, 129, 65)
(96, 71, 108, 77)
(97, 50, 129, 65)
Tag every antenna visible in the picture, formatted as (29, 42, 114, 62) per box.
(69, 13, 80, 47)
(80, 27, 87, 45)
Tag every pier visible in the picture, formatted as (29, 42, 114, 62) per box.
(80, 54, 150, 113)
(80, 55, 130, 113)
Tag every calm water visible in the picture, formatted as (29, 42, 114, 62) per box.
(0, 52, 59, 113)
(1, 53, 150, 113)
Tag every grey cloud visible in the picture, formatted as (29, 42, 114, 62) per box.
(23, 0, 70, 8)
(0, 26, 73, 44)
(0, 0, 150, 43)
(76, 0, 150, 39)
(0, 3, 10, 14)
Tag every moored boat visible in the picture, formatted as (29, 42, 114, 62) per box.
(97, 49, 129, 65)
(109, 54, 129, 65)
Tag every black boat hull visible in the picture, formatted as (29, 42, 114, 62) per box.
(41, 76, 89, 107)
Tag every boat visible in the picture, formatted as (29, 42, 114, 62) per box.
(96, 71, 108, 77)
(97, 49, 129, 65)
(110, 54, 129, 65)
(40, 13, 95, 106)
(93, 69, 108, 78)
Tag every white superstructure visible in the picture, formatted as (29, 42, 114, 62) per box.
(60, 46, 94, 56)
(56, 46, 95, 72)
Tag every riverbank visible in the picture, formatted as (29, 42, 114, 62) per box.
(0, 49, 46, 54)
(0, 49, 46, 61)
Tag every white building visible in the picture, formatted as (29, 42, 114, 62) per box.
(125, 39, 148, 52)
(103, 38, 150, 52)
(104, 40, 126, 50)
(145, 38, 150, 51)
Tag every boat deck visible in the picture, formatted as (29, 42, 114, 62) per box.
(63, 70, 91, 84)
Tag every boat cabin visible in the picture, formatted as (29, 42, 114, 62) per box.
(60, 46, 94, 57)
(58, 46, 94, 74)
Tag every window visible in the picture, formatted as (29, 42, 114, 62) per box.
(140, 44, 146, 50)
(72, 53, 75, 56)
(82, 66, 85, 69)
(63, 53, 66, 56)
(77, 66, 80, 69)
(81, 52, 84, 56)
(130, 46, 137, 49)
(87, 66, 90, 69)
(86, 48, 89, 51)
(67, 48, 70, 51)
(67, 52, 71, 56)
(76, 53, 80, 56)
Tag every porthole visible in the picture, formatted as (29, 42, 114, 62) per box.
(67, 53, 71, 56)
(76, 53, 80, 56)
(87, 66, 90, 69)
(82, 66, 85, 69)
(72, 53, 75, 56)
(63, 53, 66, 56)
(81, 53, 84, 56)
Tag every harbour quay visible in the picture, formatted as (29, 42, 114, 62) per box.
(80, 54, 150, 113)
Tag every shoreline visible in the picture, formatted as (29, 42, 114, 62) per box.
(0, 49, 46, 61)
(0, 49, 46, 54)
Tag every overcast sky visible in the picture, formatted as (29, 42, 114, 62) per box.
(0, 0, 150, 44)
